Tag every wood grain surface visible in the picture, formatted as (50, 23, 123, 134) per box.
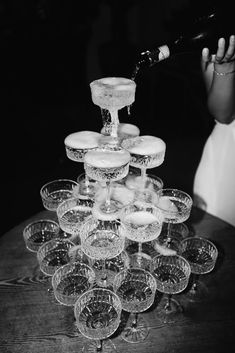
(0, 207, 235, 353)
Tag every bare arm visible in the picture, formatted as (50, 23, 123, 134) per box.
(202, 35, 235, 124)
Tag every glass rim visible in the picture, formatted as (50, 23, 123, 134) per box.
(37, 237, 75, 255)
(56, 195, 92, 208)
(23, 218, 60, 232)
(180, 236, 218, 251)
(156, 188, 193, 214)
(152, 253, 191, 263)
(89, 76, 136, 87)
(40, 178, 78, 193)
(120, 202, 164, 222)
(151, 254, 192, 277)
(52, 261, 95, 287)
(113, 267, 157, 293)
(121, 136, 166, 156)
(157, 188, 192, 199)
(73, 287, 121, 315)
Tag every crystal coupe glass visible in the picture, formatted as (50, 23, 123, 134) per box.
(90, 77, 136, 144)
(64, 130, 102, 198)
(156, 188, 193, 249)
(56, 197, 93, 242)
(180, 236, 218, 301)
(40, 179, 79, 211)
(74, 288, 122, 353)
(114, 268, 156, 343)
(151, 254, 191, 324)
(23, 219, 60, 252)
(84, 146, 130, 217)
(121, 135, 166, 197)
(37, 238, 75, 276)
(120, 201, 164, 267)
(80, 217, 126, 288)
(52, 261, 95, 306)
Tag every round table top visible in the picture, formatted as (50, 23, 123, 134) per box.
(0, 207, 235, 353)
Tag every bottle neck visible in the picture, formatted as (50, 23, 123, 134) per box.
(141, 45, 170, 66)
(131, 45, 170, 79)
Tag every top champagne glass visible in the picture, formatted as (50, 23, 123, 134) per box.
(90, 77, 136, 143)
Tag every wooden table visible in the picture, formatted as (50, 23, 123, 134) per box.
(0, 207, 235, 353)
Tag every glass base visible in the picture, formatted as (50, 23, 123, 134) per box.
(157, 296, 183, 324)
(183, 280, 209, 302)
(121, 316, 149, 343)
(82, 339, 117, 353)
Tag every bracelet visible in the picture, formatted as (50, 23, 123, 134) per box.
(213, 69, 235, 76)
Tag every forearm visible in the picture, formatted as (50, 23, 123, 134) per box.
(201, 35, 235, 124)
(207, 69, 235, 123)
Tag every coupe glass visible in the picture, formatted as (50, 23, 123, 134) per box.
(74, 288, 122, 353)
(80, 217, 126, 288)
(84, 147, 130, 217)
(23, 219, 60, 252)
(52, 261, 95, 306)
(37, 238, 75, 276)
(180, 236, 218, 301)
(90, 77, 136, 144)
(40, 179, 79, 211)
(114, 268, 157, 343)
(156, 188, 192, 248)
(151, 254, 191, 324)
(120, 201, 164, 267)
(56, 197, 93, 242)
(121, 135, 166, 193)
(64, 130, 102, 198)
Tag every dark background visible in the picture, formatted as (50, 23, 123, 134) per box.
(1, 0, 232, 234)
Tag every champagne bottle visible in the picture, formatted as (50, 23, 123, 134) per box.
(132, 12, 224, 80)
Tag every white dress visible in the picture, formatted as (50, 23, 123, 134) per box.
(193, 118, 235, 226)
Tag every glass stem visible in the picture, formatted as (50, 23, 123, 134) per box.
(191, 274, 199, 293)
(101, 108, 111, 131)
(109, 109, 119, 139)
(137, 242, 142, 267)
(95, 339, 102, 352)
(165, 294, 172, 312)
(101, 259, 107, 282)
(131, 312, 138, 328)
(105, 181, 112, 211)
(166, 222, 171, 242)
(140, 168, 147, 190)
(84, 173, 90, 189)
